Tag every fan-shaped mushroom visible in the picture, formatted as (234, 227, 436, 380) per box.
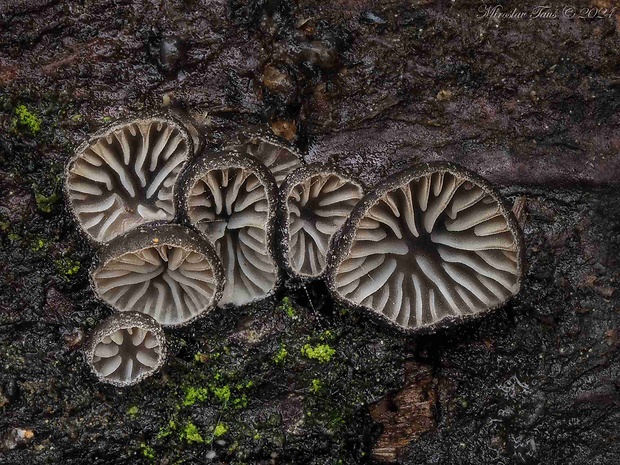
(226, 128, 304, 185)
(65, 116, 193, 243)
(85, 311, 166, 387)
(279, 165, 364, 278)
(178, 151, 279, 306)
(327, 162, 524, 331)
(91, 224, 224, 327)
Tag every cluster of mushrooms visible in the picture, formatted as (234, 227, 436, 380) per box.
(64, 114, 524, 387)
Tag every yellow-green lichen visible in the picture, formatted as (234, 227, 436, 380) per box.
(29, 237, 49, 252)
(8, 233, 21, 242)
(273, 345, 288, 365)
(55, 258, 81, 278)
(34, 192, 59, 213)
(311, 379, 322, 393)
(301, 343, 335, 363)
(278, 296, 297, 319)
(183, 386, 209, 407)
(213, 385, 231, 404)
(157, 419, 177, 439)
(180, 422, 204, 444)
(213, 423, 228, 437)
(12, 104, 41, 135)
(140, 443, 155, 460)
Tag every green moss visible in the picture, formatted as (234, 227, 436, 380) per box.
(180, 422, 204, 444)
(140, 443, 155, 460)
(127, 406, 139, 417)
(311, 379, 323, 393)
(213, 423, 228, 437)
(278, 296, 297, 319)
(157, 419, 177, 439)
(183, 386, 209, 407)
(301, 343, 335, 363)
(319, 330, 335, 341)
(55, 258, 81, 277)
(213, 385, 231, 404)
(12, 104, 41, 135)
(194, 352, 208, 363)
(34, 192, 59, 213)
(7, 233, 20, 242)
(231, 394, 248, 409)
(30, 238, 47, 251)
(273, 345, 288, 365)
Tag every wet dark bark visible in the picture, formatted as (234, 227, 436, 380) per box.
(0, 1, 619, 464)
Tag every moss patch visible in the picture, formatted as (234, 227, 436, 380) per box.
(180, 422, 204, 444)
(12, 104, 41, 135)
(301, 343, 335, 363)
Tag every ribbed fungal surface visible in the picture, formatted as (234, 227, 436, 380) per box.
(65, 117, 192, 243)
(328, 163, 523, 331)
(91, 225, 224, 327)
(85, 312, 166, 387)
(281, 165, 364, 277)
(228, 130, 304, 185)
(180, 152, 279, 306)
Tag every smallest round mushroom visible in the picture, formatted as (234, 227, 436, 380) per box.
(278, 164, 364, 278)
(85, 312, 166, 387)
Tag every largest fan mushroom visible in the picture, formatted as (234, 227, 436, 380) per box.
(326, 162, 524, 331)
(65, 116, 193, 243)
(178, 151, 279, 306)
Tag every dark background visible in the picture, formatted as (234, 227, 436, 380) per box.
(0, 0, 619, 464)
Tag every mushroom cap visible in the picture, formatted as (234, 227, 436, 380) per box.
(84, 311, 166, 387)
(278, 164, 364, 278)
(178, 150, 280, 307)
(91, 223, 225, 327)
(326, 162, 525, 332)
(65, 115, 193, 243)
(225, 127, 304, 186)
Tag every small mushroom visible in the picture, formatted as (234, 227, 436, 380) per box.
(178, 151, 279, 306)
(327, 162, 524, 331)
(65, 116, 193, 243)
(91, 224, 224, 327)
(279, 164, 364, 278)
(85, 311, 166, 387)
(226, 128, 304, 185)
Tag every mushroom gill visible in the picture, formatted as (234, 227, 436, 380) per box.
(179, 151, 279, 306)
(85, 312, 166, 387)
(227, 129, 304, 185)
(91, 224, 224, 327)
(65, 116, 192, 243)
(327, 162, 524, 331)
(280, 165, 364, 278)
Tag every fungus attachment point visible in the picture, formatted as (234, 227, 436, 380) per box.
(85, 312, 166, 387)
(327, 163, 524, 331)
(227, 129, 304, 185)
(280, 165, 364, 278)
(65, 117, 193, 243)
(179, 151, 279, 306)
(91, 224, 224, 327)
